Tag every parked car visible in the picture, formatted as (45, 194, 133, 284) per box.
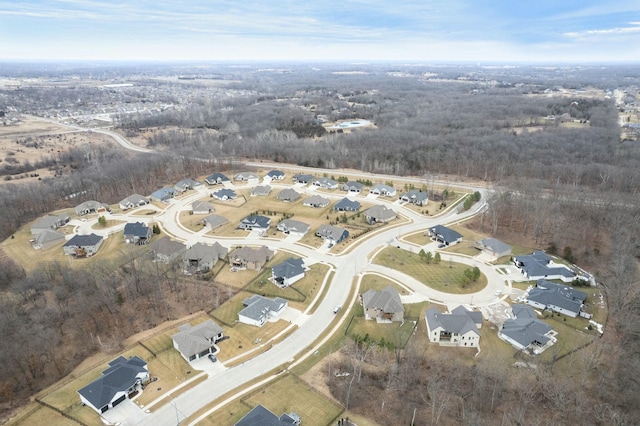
(208, 354, 217, 362)
(437, 243, 446, 248)
(333, 305, 342, 314)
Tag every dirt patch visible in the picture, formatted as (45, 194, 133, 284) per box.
(300, 351, 346, 405)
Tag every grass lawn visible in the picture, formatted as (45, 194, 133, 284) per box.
(348, 317, 417, 349)
(211, 290, 255, 325)
(91, 219, 124, 230)
(215, 259, 263, 289)
(360, 274, 410, 295)
(373, 247, 488, 294)
(130, 209, 159, 217)
(216, 321, 291, 362)
(197, 399, 249, 426)
(403, 230, 431, 246)
(6, 403, 101, 426)
(178, 210, 208, 232)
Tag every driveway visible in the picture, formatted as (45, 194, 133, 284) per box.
(101, 399, 147, 426)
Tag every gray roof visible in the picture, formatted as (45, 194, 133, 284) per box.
(342, 181, 364, 191)
(192, 200, 215, 213)
(212, 188, 237, 200)
(35, 229, 65, 245)
(400, 189, 428, 203)
(362, 286, 404, 314)
(312, 177, 338, 187)
(235, 404, 298, 426)
(425, 306, 480, 336)
(205, 173, 230, 184)
(477, 238, 511, 254)
(266, 170, 285, 178)
(234, 172, 259, 181)
(239, 295, 287, 322)
(150, 187, 176, 201)
(64, 233, 103, 248)
(316, 224, 349, 242)
(513, 251, 575, 279)
(78, 356, 148, 411)
(364, 205, 397, 222)
(370, 184, 396, 195)
(501, 304, 553, 348)
(333, 198, 361, 211)
(75, 200, 109, 214)
(149, 237, 185, 257)
(292, 173, 314, 183)
(272, 257, 305, 280)
(175, 178, 202, 191)
(119, 194, 149, 208)
(528, 280, 586, 315)
(203, 214, 228, 228)
(429, 225, 463, 245)
(123, 222, 150, 238)
(230, 246, 274, 264)
(172, 320, 223, 359)
(31, 214, 70, 233)
(251, 185, 272, 196)
(239, 215, 271, 230)
(303, 195, 330, 207)
(183, 242, 227, 263)
(277, 188, 301, 201)
(276, 219, 310, 234)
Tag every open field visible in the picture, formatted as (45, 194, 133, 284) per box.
(373, 247, 488, 294)
(178, 209, 209, 232)
(359, 273, 410, 295)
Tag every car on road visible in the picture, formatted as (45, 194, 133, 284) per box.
(437, 243, 446, 248)
(333, 305, 342, 314)
(207, 354, 217, 362)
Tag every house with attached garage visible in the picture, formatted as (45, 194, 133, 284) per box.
(150, 187, 176, 202)
(526, 279, 588, 318)
(182, 242, 227, 274)
(342, 181, 364, 193)
(250, 185, 272, 196)
(425, 306, 482, 347)
(211, 188, 237, 201)
(234, 171, 259, 182)
(30, 213, 71, 236)
(333, 197, 361, 212)
(75, 200, 111, 216)
(499, 304, 557, 354)
(172, 320, 224, 362)
(235, 404, 300, 426)
(277, 188, 301, 202)
(191, 200, 215, 215)
(238, 295, 288, 327)
(361, 286, 404, 323)
(174, 178, 203, 193)
(202, 214, 228, 229)
(316, 224, 349, 245)
(292, 173, 314, 184)
(238, 215, 271, 231)
(204, 173, 230, 185)
(33, 229, 65, 250)
(363, 205, 397, 224)
(63, 233, 104, 257)
(399, 189, 429, 206)
(78, 356, 149, 414)
(475, 237, 512, 259)
(512, 251, 577, 282)
(229, 246, 274, 270)
(312, 177, 339, 189)
(272, 257, 306, 288)
(369, 184, 396, 197)
(276, 219, 310, 236)
(119, 194, 149, 211)
(123, 222, 152, 245)
(264, 169, 285, 182)
(428, 224, 463, 246)
(148, 237, 185, 264)
(303, 195, 330, 208)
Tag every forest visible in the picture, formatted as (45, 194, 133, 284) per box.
(0, 63, 639, 424)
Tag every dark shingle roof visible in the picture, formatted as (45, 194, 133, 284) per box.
(272, 257, 305, 280)
(123, 222, 150, 238)
(333, 198, 361, 211)
(425, 306, 480, 336)
(362, 286, 404, 314)
(528, 280, 586, 315)
(429, 225, 463, 244)
(64, 233, 103, 247)
(500, 305, 553, 348)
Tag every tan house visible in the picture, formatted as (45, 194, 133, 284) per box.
(229, 246, 274, 270)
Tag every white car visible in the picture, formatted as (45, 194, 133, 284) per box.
(333, 305, 342, 314)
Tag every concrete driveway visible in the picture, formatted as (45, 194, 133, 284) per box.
(101, 399, 147, 426)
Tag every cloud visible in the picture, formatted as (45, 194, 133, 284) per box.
(564, 22, 640, 39)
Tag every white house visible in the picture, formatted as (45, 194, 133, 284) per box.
(272, 257, 306, 287)
(425, 306, 482, 347)
(499, 304, 557, 354)
(238, 295, 288, 327)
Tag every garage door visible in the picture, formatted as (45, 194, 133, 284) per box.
(112, 394, 126, 408)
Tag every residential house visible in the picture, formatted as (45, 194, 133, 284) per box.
(123, 222, 152, 245)
(30, 213, 70, 236)
(277, 188, 301, 202)
(191, 200, 215, 215)
(361, 286, 404, 323)
(475, 238, 512, 259)
(292, 173, 314, 184)
(33, 229, 65, 250)
(363, 205, 397, 224)
(512, 251, 576, 282)
(172, 320, 224, 362)
(316, 224, 349, 244)
(428, 225, 463, 246)
(150, 187, 176, 202)
(78, 356, 149, 414)
(399, 189, 429, 206)
(148, 237, 185, 264)
(251, 185, 272, 196)
(75, 200, 110, 216)
(234, 172, 259, 182)
(264, 170, 285, 182)
(235, 404, 300, 426)
(204, 173, 230, 185)
(119, 194, 149, 211)
(202, 214, 228, 229)
(238, 215, 271, 231)
(182, 242, 227, 274)
(229, 246, 274, 270)
(342, 181, 364, 193)
(333, 197, 361, 212)
(425, 306, 482, 347)
(526, 279, 587, 318)
(174, 178, 203, 193)
(63, 233, 104, 257)
(238, 295, 288, 327)
(369, 184, 396, 197)
(303, 195, 330, 208)
(276, 219, 310, 236)
(211, 188, 237, 201)
(312, 177, 339, 189)
(499, 304, 557, 354)
(272, 257, 306, 288)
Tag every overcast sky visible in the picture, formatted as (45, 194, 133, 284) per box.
(1, 0, 639, 63)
